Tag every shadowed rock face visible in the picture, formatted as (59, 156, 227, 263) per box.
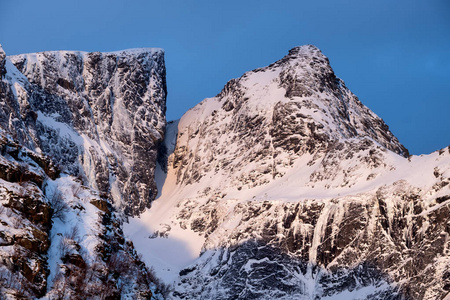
(175, 240, 404, 300)
(3, 48, 167, 215)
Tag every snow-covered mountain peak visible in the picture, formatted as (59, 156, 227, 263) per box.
(215, 45, 407, 153)
(246, 44, 328, 75)
(125, 46, 449, 299)
(287, 44, 322, 55)
(175, 46, 408, 192)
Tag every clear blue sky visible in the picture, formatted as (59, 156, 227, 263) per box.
(1, 0, 449, 155)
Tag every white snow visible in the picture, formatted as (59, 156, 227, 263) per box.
(37, 112, 83, 144)
(45, 175, 103, 289)
(124, 120, 205, 284)
(3, 59, 30, 100)
(321, 283, 390, 300)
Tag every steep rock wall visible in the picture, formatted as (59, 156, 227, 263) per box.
(3, 47, 167, 215)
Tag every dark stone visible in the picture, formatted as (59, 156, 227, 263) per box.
(91, 199, 112, 213)
(56, 78, 75, 91)
(436, 195, 450, 204)
(62, 253, 87, 269)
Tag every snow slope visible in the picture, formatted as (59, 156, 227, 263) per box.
(124, 120, 206, 283)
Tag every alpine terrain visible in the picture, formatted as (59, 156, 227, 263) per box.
(0, 43, 449, 299)
(125, 45, 450, 300)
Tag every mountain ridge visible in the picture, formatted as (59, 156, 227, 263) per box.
(0, 44, 168, 298)
(0, 44, 449, 299)
(126, 45, 449, 299)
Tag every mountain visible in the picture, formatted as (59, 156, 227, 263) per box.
(125, 45, 450, 300)
(0, 45, 167, 298)
(0, 43, 449, 299)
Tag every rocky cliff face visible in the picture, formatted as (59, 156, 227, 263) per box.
(0, 130, 167, 298)
(128, 46, 449, 300)
(6, 47, 167, 215)
(0, 132, 55, 298)
(0, 45, 167, 298)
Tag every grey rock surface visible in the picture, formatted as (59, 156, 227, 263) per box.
(0, 45, 168, 297)
(3, 48, 167, 215)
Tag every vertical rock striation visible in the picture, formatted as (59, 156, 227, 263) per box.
(4, 48, 166, 215)
(0, 45, 168, 298)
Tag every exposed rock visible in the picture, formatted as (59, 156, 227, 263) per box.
(62, 253, 87, 269)
(3, 184, 52, 231)
(0, 183, 52, 297)
(3, 48, 167, 216)
(90, 198, 112, 213)
(176, 240, 402, 299)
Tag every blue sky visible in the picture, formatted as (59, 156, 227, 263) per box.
(1, 0, 449, 155)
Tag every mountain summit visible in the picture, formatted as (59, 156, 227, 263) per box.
(172, 45, 408, 189)
(127, 46, 449, 300)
